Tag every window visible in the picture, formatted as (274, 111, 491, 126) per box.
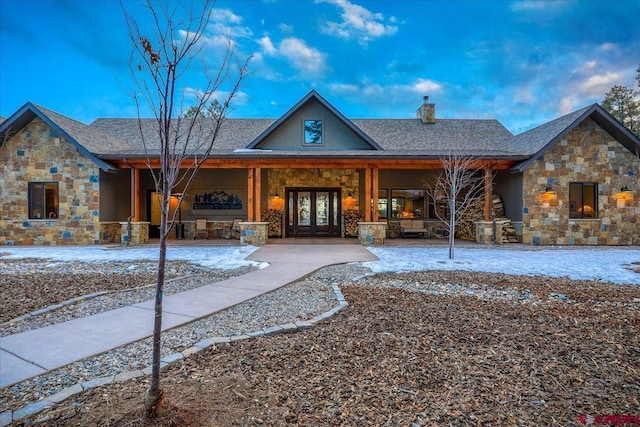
(303, 119, 323, 144)
(28, 182, 58, 219)
(569, 182, 597, 218)
(377, 189, 388, 218)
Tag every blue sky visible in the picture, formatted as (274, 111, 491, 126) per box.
(1, 0, 638, 134)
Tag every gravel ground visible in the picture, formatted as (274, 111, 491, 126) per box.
(1, 257, 639, 424)
(0, 261, 369, 414)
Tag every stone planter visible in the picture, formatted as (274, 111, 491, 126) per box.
(357, 222, 386, 246)
(238, 222, 269, 246)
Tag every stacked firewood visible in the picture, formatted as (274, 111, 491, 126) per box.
(492, 194, 505, 218)
(344, 209, 364, 237)
(491, 195, 519, 243)
(457, 198, 485, 240)
(498, 221, 519, 243)
(261, 209, 283, 237)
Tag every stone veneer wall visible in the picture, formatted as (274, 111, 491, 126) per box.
(0, 118, 102, 245)
(267, 168, 360, 211)
(522, 118, 639, 245)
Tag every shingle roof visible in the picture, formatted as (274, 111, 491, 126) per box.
(0, 102, 123, 171)
(90, 116, 518, 158)
(351, 118, 515, 155)
(511, 104, 640, 171)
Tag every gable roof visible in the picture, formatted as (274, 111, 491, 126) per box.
(245, 90, 383, 151)
(0, 102, 122, 172)
(511, 103, 640, 172)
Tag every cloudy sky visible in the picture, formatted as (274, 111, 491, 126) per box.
(0, 0, 638, 133)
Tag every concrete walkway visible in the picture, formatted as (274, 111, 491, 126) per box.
(0, 244, 378, 388)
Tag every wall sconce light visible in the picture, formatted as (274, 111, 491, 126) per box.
(614, 185, 633, 203)
(542, 185, 555, 194)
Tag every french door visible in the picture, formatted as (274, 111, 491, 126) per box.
(286, 188, 341, 237)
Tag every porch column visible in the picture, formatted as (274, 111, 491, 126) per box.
(132, 168, 140, 221)
(254, 167, 262, 221)
(247, 168, 255, 221)
(364, 167, 372, 221)
(484, 166, 492, 221)
(372, 167, 379, 221)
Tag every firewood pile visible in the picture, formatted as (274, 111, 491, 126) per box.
(498, 220, 519, 243)
(492, 195, 519, 243)
(492, 194, 505, 217)
(261, 208, 283, 237)
(344, 209, 364, 237)
(457, 198, 485, 240)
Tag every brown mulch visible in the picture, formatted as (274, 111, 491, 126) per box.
(0, 260, 202, 323)
(11, 274, 640, 427)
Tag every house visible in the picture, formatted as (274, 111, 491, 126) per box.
(1, 90, 639, 246)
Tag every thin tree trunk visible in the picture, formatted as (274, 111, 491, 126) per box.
(145, 202, 168, 414)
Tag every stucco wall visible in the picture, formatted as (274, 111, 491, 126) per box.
(0, 118, 102, 245)
(522, 118, 639, 245)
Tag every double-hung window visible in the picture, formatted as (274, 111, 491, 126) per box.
(569, 182, 597, 219)
(28, 182, 59, 219)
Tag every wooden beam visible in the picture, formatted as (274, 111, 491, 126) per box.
(372, 167, 379, 221)
(133, 168, 140, 221)
(255, 167, 261, 221)
(484, 166, 491, 221)
(247, 168, 255, 221)
(364, 168, 372, 221)
(110, 157, 519, 171)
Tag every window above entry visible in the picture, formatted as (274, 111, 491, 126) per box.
(303, 119, 323, 145)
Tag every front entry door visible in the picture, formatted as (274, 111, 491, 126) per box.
(286, 188, 341, 237)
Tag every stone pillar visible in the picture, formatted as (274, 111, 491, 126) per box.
(475, 221, 494, 245)
(120, 221, 150, 245)
(358, 222, 386, 246)
(239, 222, 269, 246)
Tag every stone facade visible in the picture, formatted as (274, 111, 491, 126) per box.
(267, 168, 360, 212)
(522, 118, 639, 245)
(0, 119, 102, 245)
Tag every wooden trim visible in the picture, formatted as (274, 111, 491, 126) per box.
(364, 168, 372, 221)
(133, 168, 140, 221)
(484, 166, 491, 221)
(255, 167, 261, 221)
(372, 167, 379, 221)
(111, 158, 519, 170)
(247, 168, 255, 221)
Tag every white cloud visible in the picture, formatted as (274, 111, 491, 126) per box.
(412, 78, 443, 95)
(258, 36, 327, 78)
(326, 78, 444, 113)
(317, 0, 398, 45)
(579, 71, 622, 96)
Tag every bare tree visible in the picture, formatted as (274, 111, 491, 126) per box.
(426, 153, 489, 259)
(122, 0, 250, 416)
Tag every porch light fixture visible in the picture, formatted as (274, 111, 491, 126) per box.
(614, 185, 633, 202)
(542, 185, 555, 194)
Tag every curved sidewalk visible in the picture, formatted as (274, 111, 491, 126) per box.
(0, 244, 378, 388)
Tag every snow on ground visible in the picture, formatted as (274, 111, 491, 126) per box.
(0, 244, 638, 285)
(0, 245, 268, 270)
(364, 246, 640, 285)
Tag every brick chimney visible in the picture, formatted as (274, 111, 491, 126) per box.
(416, 95, 436, 124)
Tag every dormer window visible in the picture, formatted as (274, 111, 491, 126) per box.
(303, 119, 323, 145)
